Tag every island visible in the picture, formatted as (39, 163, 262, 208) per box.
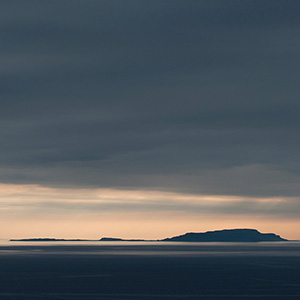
(10, 238, 96, 242)
(11, 229, 287, 243)
(100, 229, 286, 242)
(100, 237, 148, 242)
(161, 228, 287, 242)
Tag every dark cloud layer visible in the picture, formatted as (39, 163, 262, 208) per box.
(1, 1, 300, 196)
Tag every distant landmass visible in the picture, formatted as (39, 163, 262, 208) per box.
(11, 229, 287, 243)
(100, 229, 286, 242)
(162, 229, 287, 242)
(100, 237, 147, 242)
(10, 238, 95, 242)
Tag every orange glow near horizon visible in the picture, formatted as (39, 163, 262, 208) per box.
(0, 183, 299, 240)
(2, 212, 300, 241)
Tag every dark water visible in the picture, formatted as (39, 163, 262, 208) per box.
(0, 241, 300, 299)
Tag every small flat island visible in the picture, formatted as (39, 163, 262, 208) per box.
(11, 228, 287, 243)
(10, 238, 96, 242)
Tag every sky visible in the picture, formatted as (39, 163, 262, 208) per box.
(1, 0, 300, 240)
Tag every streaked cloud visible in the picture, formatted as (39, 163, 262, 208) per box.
(1, 1, 300, 197)
(1, 183, 299, 217)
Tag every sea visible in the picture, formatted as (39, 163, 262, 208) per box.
(0, 240, 300, 300)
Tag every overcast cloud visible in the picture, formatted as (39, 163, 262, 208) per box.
(1, 0, 300, 197)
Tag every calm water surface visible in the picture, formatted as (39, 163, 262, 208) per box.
(0, 240, 300, 299)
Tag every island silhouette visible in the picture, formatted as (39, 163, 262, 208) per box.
(11, 228, 287, 242)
